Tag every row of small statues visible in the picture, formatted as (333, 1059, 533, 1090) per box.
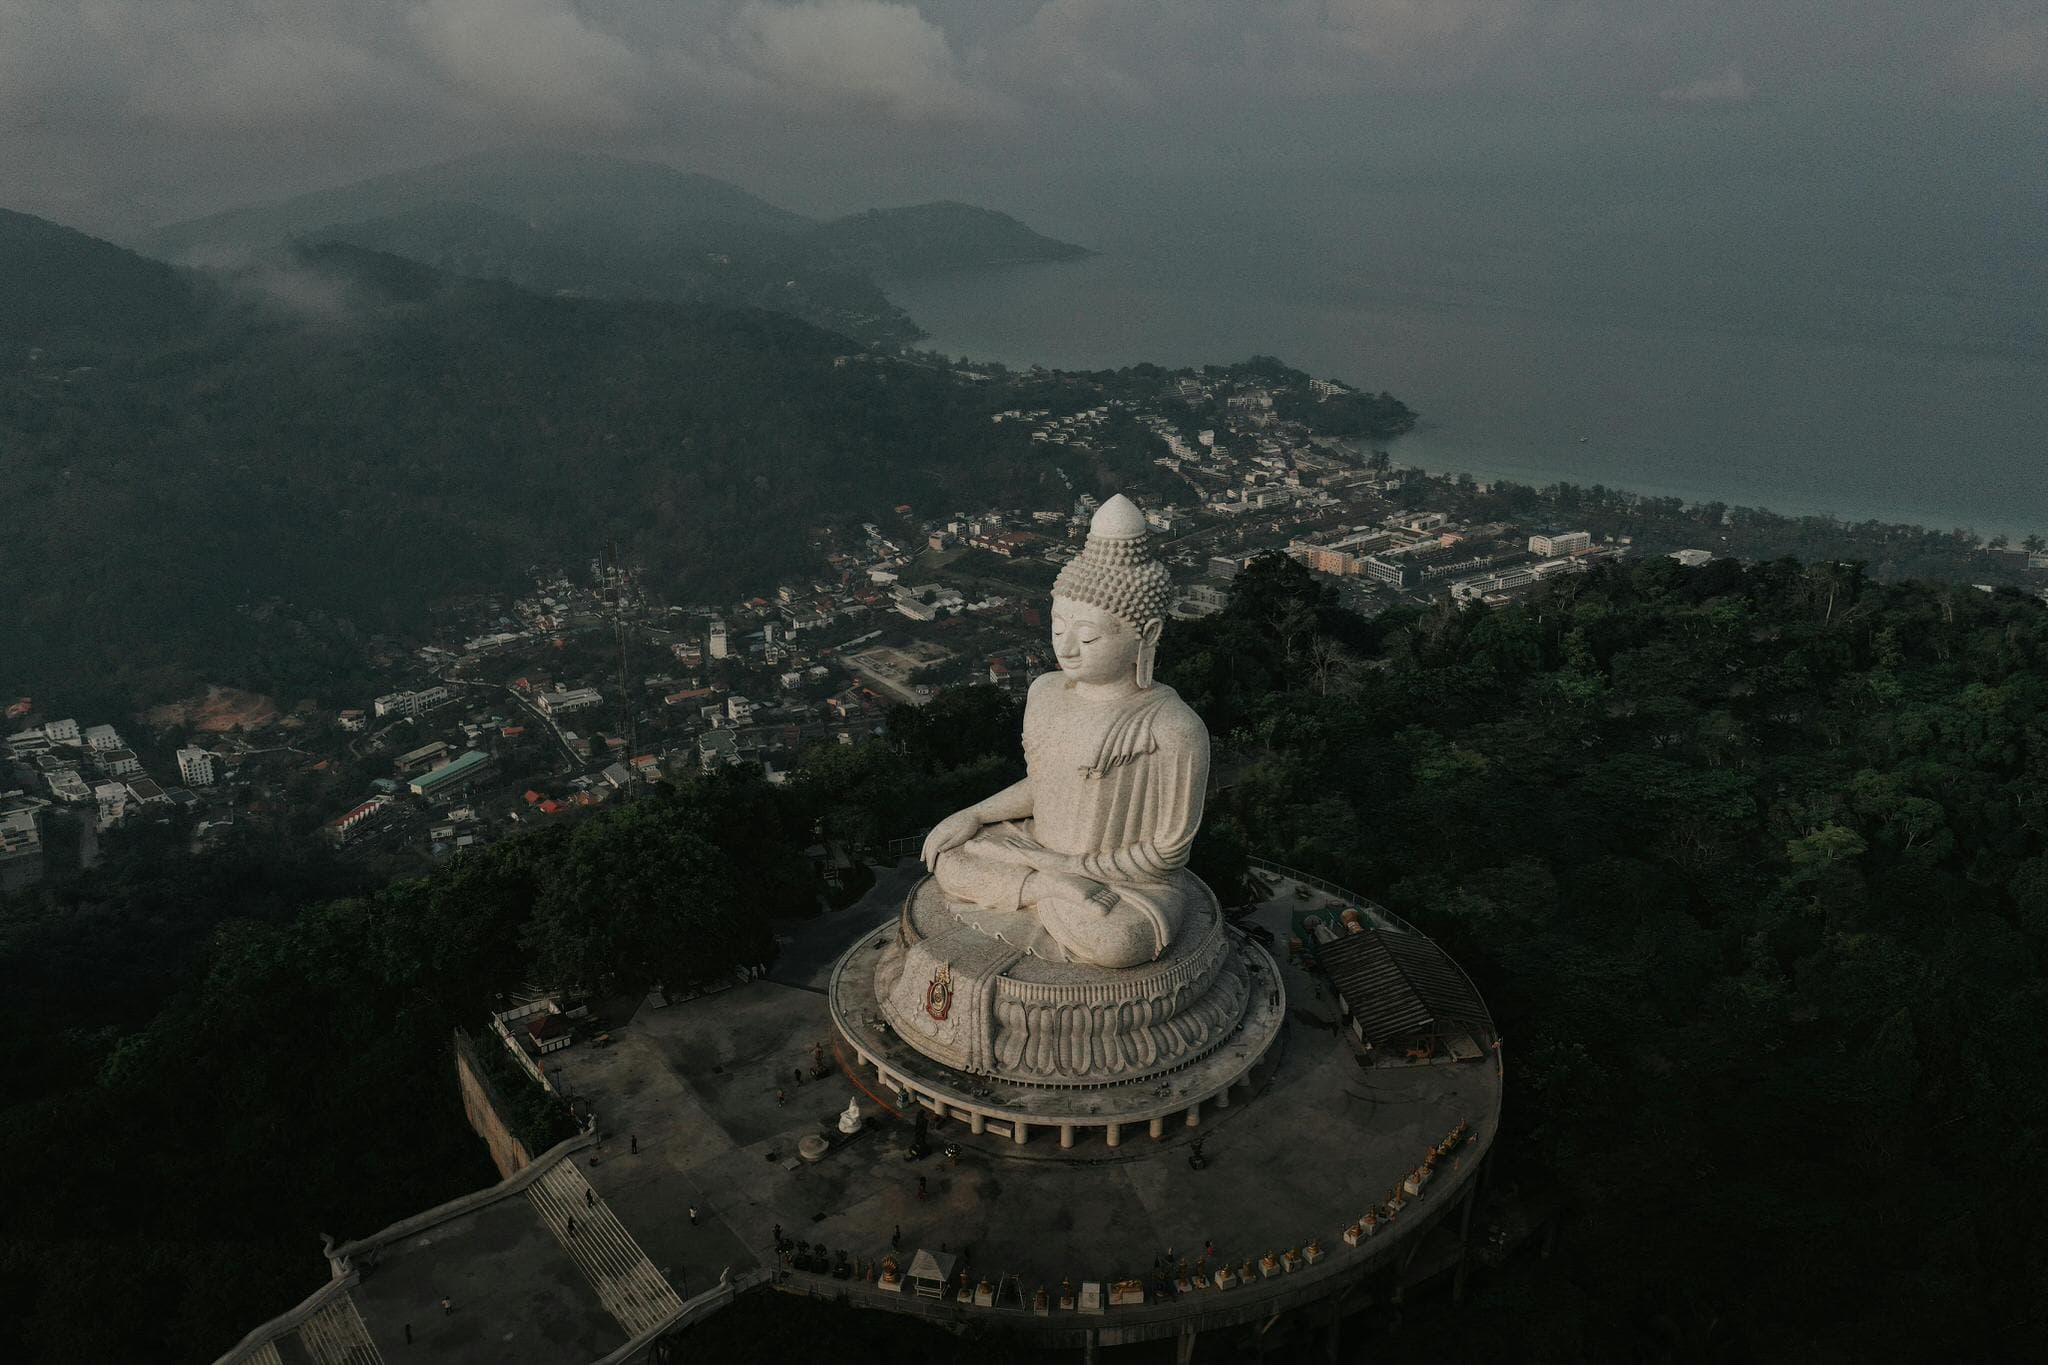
(1353, 1120, 1476, 1243)
(782, 1120, 1482, 1310)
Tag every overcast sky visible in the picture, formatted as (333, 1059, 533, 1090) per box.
(3, 0, 2043, 236)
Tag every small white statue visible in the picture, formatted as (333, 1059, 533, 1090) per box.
(837, 1096, 863, 1135)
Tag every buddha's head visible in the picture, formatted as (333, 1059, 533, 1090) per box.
(1051, 495, 1172, 689)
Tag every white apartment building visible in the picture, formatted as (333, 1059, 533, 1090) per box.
(1528, 531, 1592, 557)
(535, 687, 603, 717)
(83, 723, 121, 752)
(176, 747, 218, 787)
(373, 687, 453, 719)
(93, 781, 129, 830)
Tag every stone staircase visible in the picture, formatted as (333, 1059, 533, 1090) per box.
(526, 1161, 685, 1337)
(292, 1293, 382, 1364)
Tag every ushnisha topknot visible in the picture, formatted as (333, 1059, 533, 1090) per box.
(1053, 494, 1172, 627)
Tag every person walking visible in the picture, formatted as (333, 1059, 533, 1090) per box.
(440, 1297, 452, 1316)
(891, 1224, 901, 1251)
(689, 1205, 699, 1226)
(566, 1216, 577, 1235)
(585, 1189, 595, 1209)
(776, 1087, 786, 1106)
(916, 1175, 927, 1200)
(630, 1134, 638, 1154)
(403, 1323, 412, 1345)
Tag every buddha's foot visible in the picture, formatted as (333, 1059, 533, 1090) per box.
(1029, 887, 1165, 970)
(1026, 870, 1119, 916)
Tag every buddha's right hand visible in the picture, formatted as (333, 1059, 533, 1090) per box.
(921, 810, 984, 870)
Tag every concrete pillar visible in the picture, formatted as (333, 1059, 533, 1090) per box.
(1174, 1328, 1199, 1365)
(1185, 1100, 1202, 1128)
(969, 1111, 985, 1135)
(1013, 1120, 1029, 1146)
(1149, 1116, 1166, 1140)
(1215, 1086, 1231, 1109)
(1106, 1122, 1122, 1148)
(1059, 1123, 1076, 1149)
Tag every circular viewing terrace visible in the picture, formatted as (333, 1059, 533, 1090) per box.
(219, 859, 1503, 1363)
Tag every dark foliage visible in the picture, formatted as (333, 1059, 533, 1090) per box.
(1159, 553, 2048, 1361)
(0, 780, 797, 1362)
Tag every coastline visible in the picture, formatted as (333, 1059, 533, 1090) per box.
(881, 250, 2048, 547)
(1386, 433, 2042, 544)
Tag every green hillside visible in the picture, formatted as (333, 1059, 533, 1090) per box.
(0, 216, 1066, 712)
(143, 153, 1092, 346)
(150, 151, 914, 344)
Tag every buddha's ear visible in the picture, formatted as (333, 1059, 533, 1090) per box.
(1135, 618, 1164, 689)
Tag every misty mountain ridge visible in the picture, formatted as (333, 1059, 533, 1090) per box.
(813, 200, 1090, 276)
(144, 150, 1087, 345)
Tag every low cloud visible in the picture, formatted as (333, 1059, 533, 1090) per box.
(2, 0, 2043, 233)
(408, 0, 656, 134)
(1660, 66, 1751, 105)
(728, 0, 1005, 122)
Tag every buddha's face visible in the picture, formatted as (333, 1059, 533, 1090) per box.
(1050, 595, 1157, 687)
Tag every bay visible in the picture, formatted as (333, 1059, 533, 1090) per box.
(876, 107, 2048, 539)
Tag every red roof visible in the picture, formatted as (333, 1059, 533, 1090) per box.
(539, 799, 562, 814)
(524, 789, 543, 804)
(501, 726, 526, 738)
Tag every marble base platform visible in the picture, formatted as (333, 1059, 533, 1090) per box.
(875, 874, 1250, 1087)
(830, 877, 1286, 1151)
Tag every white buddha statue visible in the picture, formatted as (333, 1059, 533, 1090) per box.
(920, 495, 1209, 969)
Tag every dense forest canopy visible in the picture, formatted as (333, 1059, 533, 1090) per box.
(5, 555, 2046, 1359)
(1164, 553, 2048, 1360)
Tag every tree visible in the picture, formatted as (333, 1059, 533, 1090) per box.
(521, 795, 770, 992)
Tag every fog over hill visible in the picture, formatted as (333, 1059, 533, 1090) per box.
(144, 150, 1088, 345)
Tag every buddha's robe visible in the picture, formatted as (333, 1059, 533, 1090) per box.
(934, 673, 1209, 967)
